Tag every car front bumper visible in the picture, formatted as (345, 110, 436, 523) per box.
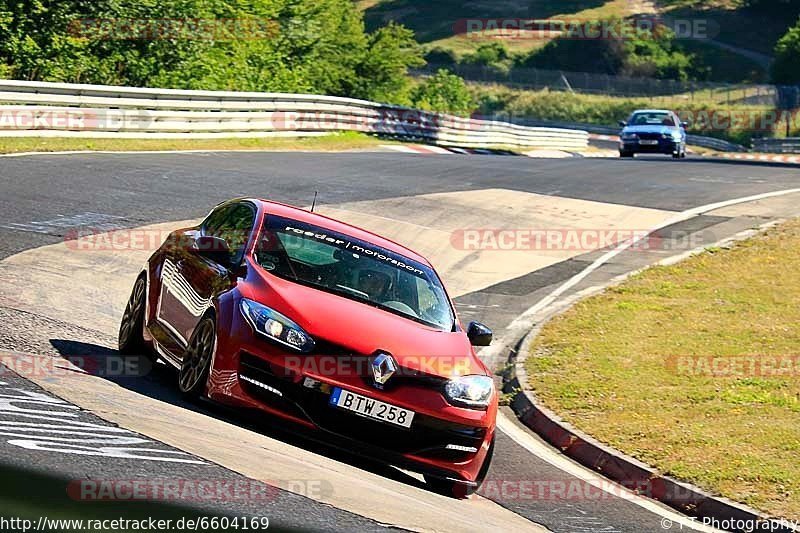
(206, 309, 496, 485)
(620, 139, 681, 153)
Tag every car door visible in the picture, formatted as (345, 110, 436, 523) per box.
(156, 201, 257, 355)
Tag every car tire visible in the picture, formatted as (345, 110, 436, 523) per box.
(118, 275, 154, 360)
(619, 151, 633, 158)
(425, 436, 495, 498)
(178, 316, 216, 397)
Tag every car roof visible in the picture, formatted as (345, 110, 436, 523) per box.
(630, 109, 674, 114)
(250, 198, 432, 267)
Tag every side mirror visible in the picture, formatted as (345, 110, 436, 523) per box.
(618, 120, 627, 127)
(680, 121, 689, 128)
(467, 321, 492, 346)
(191, 235, 232, 266)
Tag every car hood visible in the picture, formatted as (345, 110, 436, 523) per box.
(622, 125, 681, 135)
(244, 269, 486, 378)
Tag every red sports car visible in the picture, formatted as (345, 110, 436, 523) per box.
(119, 198, 497, 496)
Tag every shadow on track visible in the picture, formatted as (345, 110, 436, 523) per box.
(47, 338, 434, 494)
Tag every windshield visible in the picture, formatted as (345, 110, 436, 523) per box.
(628, 112, 675, 127)
(254, 215, 455, 331)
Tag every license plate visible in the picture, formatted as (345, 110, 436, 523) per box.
(329, 388, 414, 428)
(639, 139, 659, 145)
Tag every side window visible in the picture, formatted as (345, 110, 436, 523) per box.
(415, 276, 437, 313)
(222, 204, 256, 264)
(202, 204, 234, 236)
(202, 203, 256, 265)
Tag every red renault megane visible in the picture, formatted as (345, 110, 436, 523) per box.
(119, 198, 497, 496)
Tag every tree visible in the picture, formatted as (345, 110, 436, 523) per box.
(461, 43, 509, 66)
(410, 69, 475, 116)
(515, 19, 697, 81)
(424, 47, 456, 65)
(0, 0, 425, 103)
(771, 17, 800, 84)
(353, 22, 425, 104)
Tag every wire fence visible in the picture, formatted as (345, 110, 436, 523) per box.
(416, 64, 780, 107)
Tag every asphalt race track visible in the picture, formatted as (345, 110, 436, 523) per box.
(0, 150, 798, 532)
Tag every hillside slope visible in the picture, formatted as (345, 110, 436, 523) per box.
(358, 0, 790, 83)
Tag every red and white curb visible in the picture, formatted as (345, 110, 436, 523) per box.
(715, 152, 800, 165)
(522, 149, 574, 158)
(576, 150, 618, 158)
(382, 144, 615, 159)
(380, 144, 456, 155)
(589, 133, 619, 142)
(380, 144, 513, 156)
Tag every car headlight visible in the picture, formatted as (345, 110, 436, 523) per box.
(444, 375, 494, 409)
(621, 133, 637, 140)
(239, 298, 315, 353)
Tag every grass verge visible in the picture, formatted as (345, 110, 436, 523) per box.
(526, 218, 800, 519)
(0, 132, 386, 155)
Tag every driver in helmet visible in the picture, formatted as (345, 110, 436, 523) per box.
(357, 269, 392, 301)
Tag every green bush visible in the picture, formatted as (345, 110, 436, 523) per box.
(771, 17, 800, 84)
(461, 43, 509, 66)
(411, 69, 475, 116)
(424, 46, 457, 65)
(515, 19, 698, 81)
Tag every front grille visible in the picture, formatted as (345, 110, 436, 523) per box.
(299, 392, 485, 459)
(298, 339, 448, 392)
(637, 132, 663, 141)
(238, 351, 484, 459)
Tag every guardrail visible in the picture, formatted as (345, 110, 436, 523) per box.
(0, 80, 589, 149)
(752, 137, 800, 154)
(513, 117, 748, 152)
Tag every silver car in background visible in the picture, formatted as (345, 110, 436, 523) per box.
(618, 109, 688, 159)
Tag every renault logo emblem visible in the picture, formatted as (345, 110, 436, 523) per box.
(371, 352, 397, 388)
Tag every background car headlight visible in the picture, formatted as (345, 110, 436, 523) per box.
(621, 133, 637, 140)
(240, 298, 315, 352)
(444, 375, 494, 409)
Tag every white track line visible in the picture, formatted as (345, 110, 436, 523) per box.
(507, 187, 800, 330)
(495, 187, 800, 531)
(0, 148, 374, 158)
(497, 413, 720, 532)
(379, 144, 423, 154)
